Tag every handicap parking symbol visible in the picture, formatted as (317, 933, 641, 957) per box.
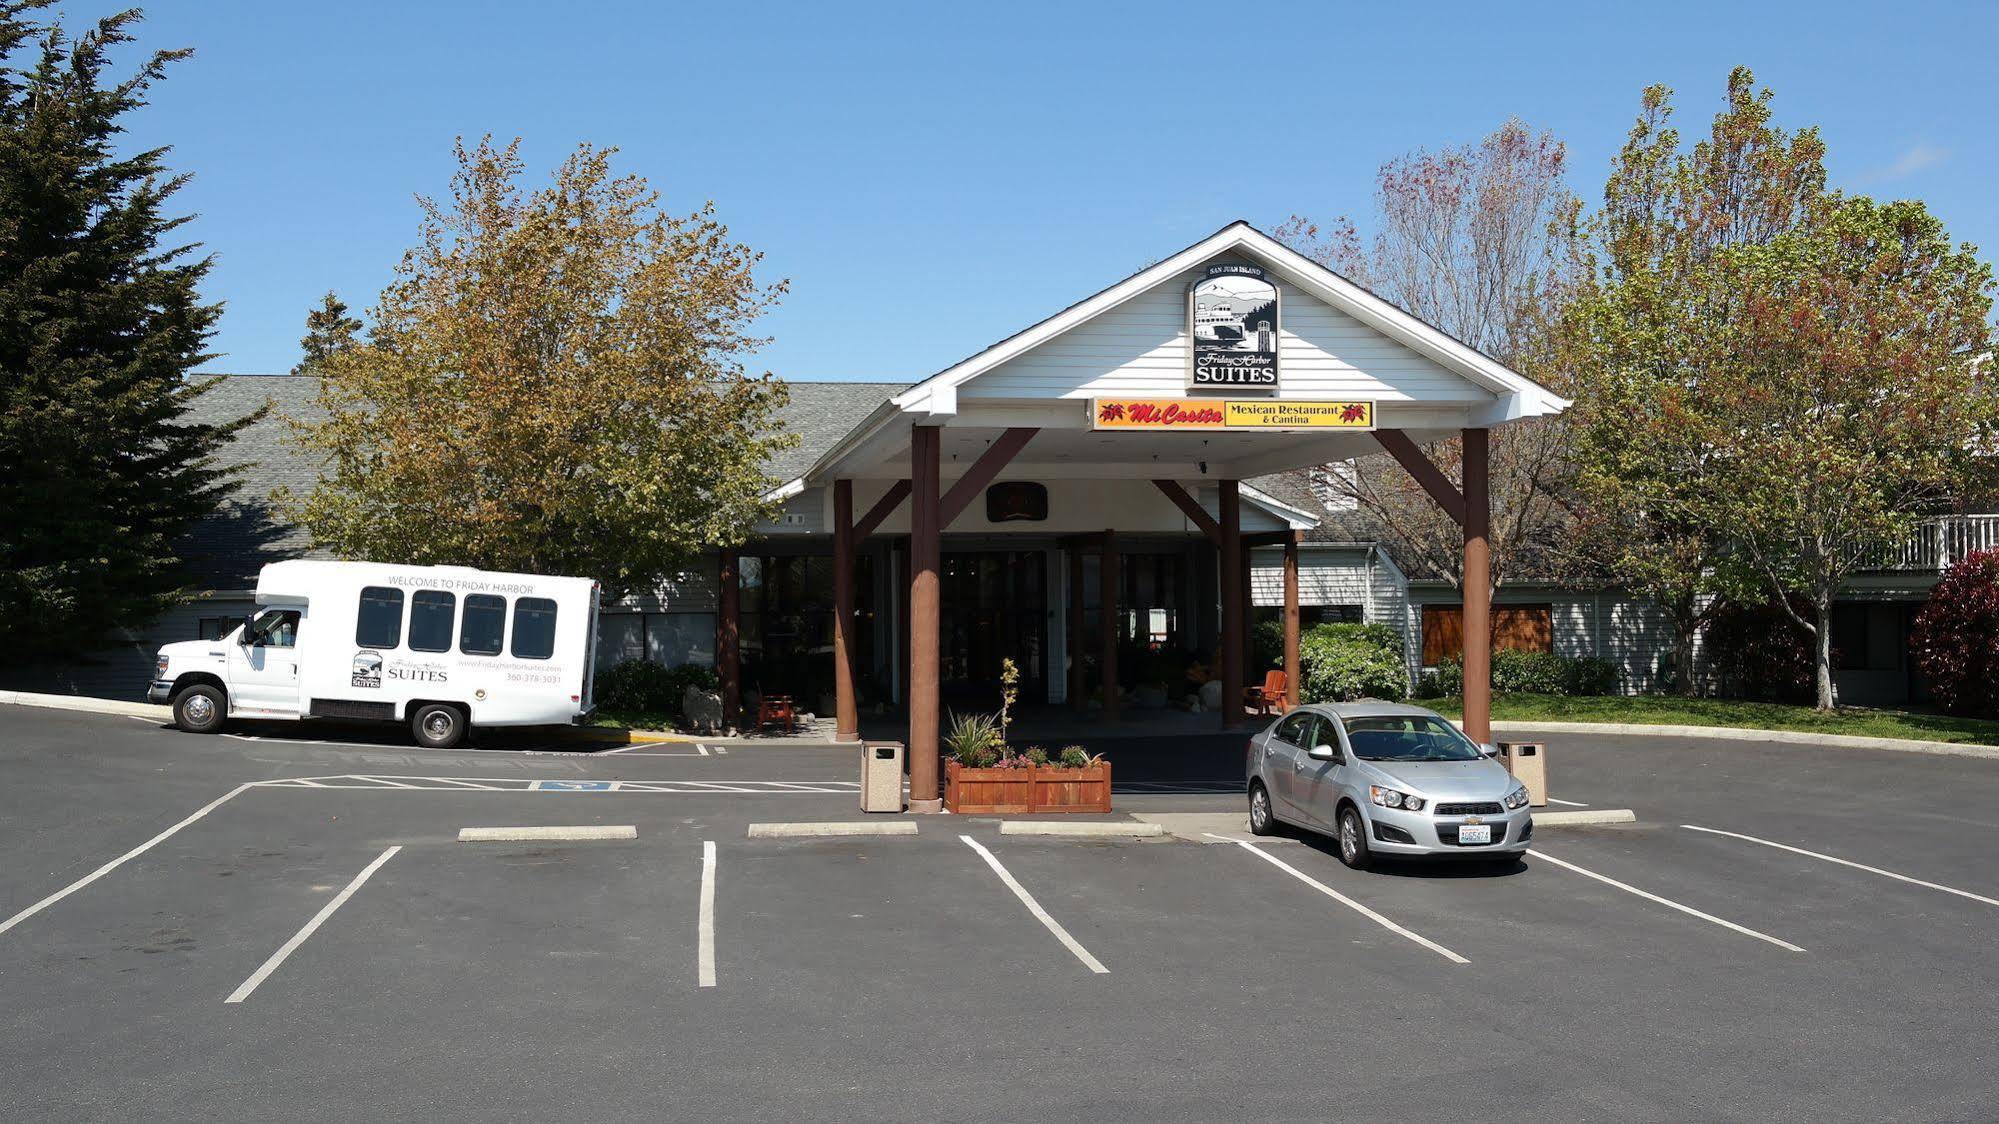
(532, 780, 614, 791)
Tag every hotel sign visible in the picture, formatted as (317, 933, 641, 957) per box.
(1091, 398, 1374, 431)
(1189, 263, 1279, 390)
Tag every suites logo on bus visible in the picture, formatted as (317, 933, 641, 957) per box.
(1188, 263, 1278, 390)
(352, 649, 383, 688)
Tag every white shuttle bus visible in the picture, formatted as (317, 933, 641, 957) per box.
(149, 560, 600, 748)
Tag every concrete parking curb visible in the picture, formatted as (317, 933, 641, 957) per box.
(746, 821, 919, 839)
(457, 825, 638, 842)
(0, 691, 168, 721)
(1487, 719, 1999, 761)
(998, 821, 1166, 838)
(1531, 808, 1637, 827)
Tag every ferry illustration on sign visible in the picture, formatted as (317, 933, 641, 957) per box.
(1189, 265, 1279, 388)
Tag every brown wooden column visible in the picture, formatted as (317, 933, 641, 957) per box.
(1067, 546, 1085, 712)
(907, 425, 943, 812)
(832, 479, 858, 743)
(1099, 529, 1119, 722)
(1283, 531, 1301, 709)
(717, 547, 741, 730)
(1219, 481, 1244, 726)
(1462, 428, 1492, 744)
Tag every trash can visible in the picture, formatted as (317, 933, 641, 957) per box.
(1498, 742, 1548, 807)
(860, 741, 905, 813)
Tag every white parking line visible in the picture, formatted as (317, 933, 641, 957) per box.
(1528, 847, 1805, 952)
(0, 783, 255, 938)
(1205, 834, 1470, 964)
(1683, 825, 1999, 909)
(1545, 798, 1589, 807)
(697, 743, 712, 756)
(698, 841, 718, 988)
(225, 846, 401, 1003)
(959, 835, 1108, 974)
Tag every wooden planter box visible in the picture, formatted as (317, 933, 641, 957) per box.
(945, 760, 1112, 814)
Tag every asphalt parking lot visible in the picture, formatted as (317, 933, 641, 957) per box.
(3, 705, 1997, 1122)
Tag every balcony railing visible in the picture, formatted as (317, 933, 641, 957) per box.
(1867, 514, 1999, 571)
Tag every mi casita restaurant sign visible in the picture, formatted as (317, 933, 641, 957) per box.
(1092, 399, 1374, 431)
(1189, 263, 1278, 388)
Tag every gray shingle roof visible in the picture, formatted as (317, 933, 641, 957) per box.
(175, 375, 910, 589)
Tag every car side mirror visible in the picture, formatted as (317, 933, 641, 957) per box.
(1479, 743, 1499, 758)
(1308, 744, 1338, 761)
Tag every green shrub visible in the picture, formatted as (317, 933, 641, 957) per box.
(1023, 745, 1050, 766)
(1421, 652, 1621, 697)
(1298, 631, 1409, 702)
(1307, 621, 1404, 656)
(944, 710, 1002, 766)
(597, 660, 718, 718)
(1057, 745, 1091, 769)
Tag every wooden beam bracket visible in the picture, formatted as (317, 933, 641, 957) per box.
(852, 479, 911, 541)
(1151, 480, 1221, 543)
(1372, 430, 1466, 527)
(940, 428, 1039, 525)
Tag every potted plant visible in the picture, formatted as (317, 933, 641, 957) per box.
(942, 661, 1112, 813)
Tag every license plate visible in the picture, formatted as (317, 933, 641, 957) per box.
(1457, 823, 1492, 845)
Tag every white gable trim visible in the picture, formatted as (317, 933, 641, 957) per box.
(891, 221, 1568, 419)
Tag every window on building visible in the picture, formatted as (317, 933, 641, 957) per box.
(511, 597, 558, 660)
(460, 594, 506, 656)
(355, 586, 404, 649)
(197, 616, 238, 641)
(1420, 604, 1553, 666)
(408, 590, 455, 653)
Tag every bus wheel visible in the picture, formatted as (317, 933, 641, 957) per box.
(411, 703, 466, 749)
(173, 685, 226, 734)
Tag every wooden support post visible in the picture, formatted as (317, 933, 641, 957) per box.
(1462, 427, 1492, 744)
(1219, 481, 1243, 727)
(717, 547, 741, 730)
(1099, 529, 1120, 722)
(908, 425, 943, 812)
(1283, 531, 1301, 709)
(1068, 546, 1085, 712)
(833, 479, 858, 743)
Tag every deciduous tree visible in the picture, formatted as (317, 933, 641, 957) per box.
(283, 138, 794, 596)
(1558, 68, 1831, 694)
(1277, 119, 1577, 593)
(0, 2, 253, 663)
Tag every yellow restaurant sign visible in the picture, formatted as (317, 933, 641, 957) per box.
(1090, 398, 1374, 431)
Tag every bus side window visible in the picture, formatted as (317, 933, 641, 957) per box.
(511, 597, 558, 660)
(461, 594, 506, 656)
(408, 590, 455, 653)
(356, 586, 404, 649)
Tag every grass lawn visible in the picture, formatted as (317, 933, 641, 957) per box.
(589, 708, 680, 731)
(1421, 693, 1999, 747)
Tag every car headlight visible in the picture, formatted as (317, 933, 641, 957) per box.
(1504, 784, 1529, 810)
(1369, 785, 1422, 811)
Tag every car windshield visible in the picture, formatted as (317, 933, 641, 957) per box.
(1342, 715, 1483, 762)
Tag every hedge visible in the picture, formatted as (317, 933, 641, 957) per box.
(596, 660, 719, 719)
(1416, 650, 1620, 698)
(1296, 622, 1408, 703)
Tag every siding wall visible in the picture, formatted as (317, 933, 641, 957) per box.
(0, 594, 258, 702)
(1405, 587, 1676, 695)
(1248, 546, 1373, 610)
(962, 262, 1486, 403)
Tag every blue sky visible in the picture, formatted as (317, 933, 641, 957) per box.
(95, 0, 1999, 381)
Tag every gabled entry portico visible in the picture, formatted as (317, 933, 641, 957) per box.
(746, 221, 1566, 811)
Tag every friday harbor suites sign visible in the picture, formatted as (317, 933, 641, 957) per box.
(1188, 263, 1279, 388)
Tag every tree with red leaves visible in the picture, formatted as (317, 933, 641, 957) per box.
(1911, 551, 1999, 717)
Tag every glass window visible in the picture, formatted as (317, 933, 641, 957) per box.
(595, 614, 645, 670)
(1343, 715, 1482, 762)
(248, 609, 300, 648)
(646, 612, 717, 667)
(1275, 712, 1314, 745)
(197, 616, 236, 641)
(356, 587, 403, 649)
(460, 594, 506, 656)
(511, 597, 558, 660)
(408, 590, 455, 653)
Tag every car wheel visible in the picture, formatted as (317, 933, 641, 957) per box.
(1336, 805, 1372, 871)
(172, 685, 226, 734)
(1247, 781, 1277, 837)
(411, 703, 466, 749)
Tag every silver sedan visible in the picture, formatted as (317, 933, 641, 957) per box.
(1245, 701, 1532, 869)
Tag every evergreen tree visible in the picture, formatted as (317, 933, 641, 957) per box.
(290, 291, 361, 375)
(0, 3, 253, 663)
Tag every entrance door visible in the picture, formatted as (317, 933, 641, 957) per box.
(939, 551, 1046, 708)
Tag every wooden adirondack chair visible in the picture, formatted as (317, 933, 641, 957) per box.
(1244, 670, 1287, 716)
